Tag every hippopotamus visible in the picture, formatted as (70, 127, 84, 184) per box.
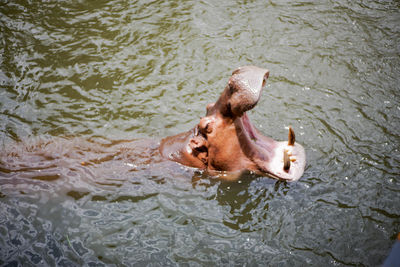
(160, 66, 306, 181)
(0, 66, 305, 185)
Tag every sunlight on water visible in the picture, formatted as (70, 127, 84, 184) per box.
(0, 0, 399, 265)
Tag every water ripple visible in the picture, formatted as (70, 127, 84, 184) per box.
(1, 0, 399, 265)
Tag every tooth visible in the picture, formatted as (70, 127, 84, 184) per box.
(283, 149, 291, 172)
(288, 126, 295, 146)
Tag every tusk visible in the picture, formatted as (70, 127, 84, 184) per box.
(283, 149, 291, 172)
(288, 126, 295, 146)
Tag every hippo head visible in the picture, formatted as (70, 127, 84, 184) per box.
(160, 66, 306, 181)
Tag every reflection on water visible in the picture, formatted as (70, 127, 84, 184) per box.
(1, 0, 399, 265)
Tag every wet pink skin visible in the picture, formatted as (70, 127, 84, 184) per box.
(159, 66, 306, 181)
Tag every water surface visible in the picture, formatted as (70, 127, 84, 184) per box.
(1, 0, 399, 266)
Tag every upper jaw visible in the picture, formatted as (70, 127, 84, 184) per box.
(215, 66, 270, 118)
(227, 66, 269, 117)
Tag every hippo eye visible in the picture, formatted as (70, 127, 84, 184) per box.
(198, 117, 214, 136)
(199, 122, 212, 136)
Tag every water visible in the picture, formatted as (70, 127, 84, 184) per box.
(0, 0, 399, 265)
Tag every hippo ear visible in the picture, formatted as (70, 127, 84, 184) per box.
(219, 66, 269, 118)
(205, 102, 215, 116)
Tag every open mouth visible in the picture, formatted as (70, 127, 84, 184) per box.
(191, 76, 304, 180)
(235, 111, 277, 168)
(241, 113, 258, 141)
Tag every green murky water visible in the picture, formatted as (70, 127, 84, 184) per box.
(1, 0, 399, 265)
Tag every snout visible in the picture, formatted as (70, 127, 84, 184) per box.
(227, 66, 270, 117)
